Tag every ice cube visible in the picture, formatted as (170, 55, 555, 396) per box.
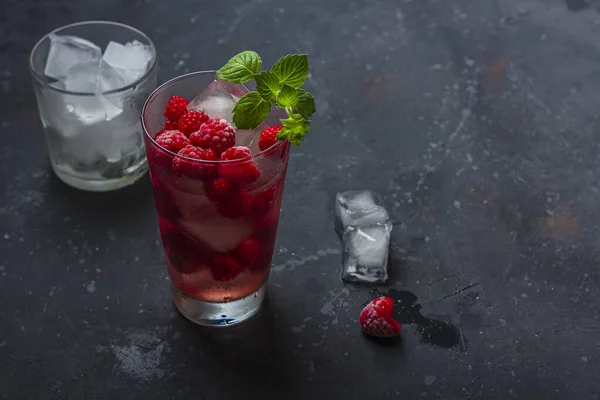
(102, 40, 152, 85)
(64, 60, 125, 93)
(44, 34, 102, 80)
(235, 122, 267, 152)
(180, 216, 253, 253)
(342, 225, 391, 284)
(187, 80, 244, 123)
(335, 190, 390, 236)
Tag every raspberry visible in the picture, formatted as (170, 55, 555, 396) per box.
(151, 177, 180, 220)
(159, 219, 200, 274)
(172, 145, 212, 177)
(178, 111, 209, 137)
(254, 210, 279, 236)
(217, 191, 253, 219)
(359, 297, 401, 339)
(258, 125, 283, 151)
(219, 146, 260, 183)
(253, 185, 278, 215)
(210, 255, 244, 282)
(155, 130, 190, 153)
(164, 95, 189, 122)
(189, 118, 236, 154)
(206, 178, 233, 201)
(235, 237, 261, 267)
(164, 119, 178, 130)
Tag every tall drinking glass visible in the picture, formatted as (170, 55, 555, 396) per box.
(142, 71, 290, 327)
(30, 21, 158, 191)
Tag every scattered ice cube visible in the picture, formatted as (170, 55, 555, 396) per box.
(44, 34, 102, 80)
(342, 225, 390, 284)
(102, 40, 152, 85)
(335, 190, 390, 236)
(187, 80, 244, 123)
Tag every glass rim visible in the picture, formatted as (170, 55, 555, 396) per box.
(141, 70, 288, 164)
(29, 20, 158, 96)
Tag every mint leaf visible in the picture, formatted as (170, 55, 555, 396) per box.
(277, 84, 299, 107)
(255, 71, 280, 101)
(271, 54, 309, 88)
(216, 51, 262, 84)
(278, 114, 310, 145)
(292, 89, 315, 119)
(232, 92, 270, 129)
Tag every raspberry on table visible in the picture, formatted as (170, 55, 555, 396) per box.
(164, 95, 189, 122)
(210, 255, 244, 282)
(359, 297, 401, 339)
(172, 144, 212, 177)
(178, 111, 209, 137)
(189, 118, 236, 155)
(155, 130, 190, 153)
(258, 125, 283, 151)
(219, 146, 260, 183)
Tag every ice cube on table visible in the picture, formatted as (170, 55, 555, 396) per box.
(187, 79, 245, 123)
(102, 40, 152, 85)
(335, 190, 390, 236)
(342, 225, 391, 284)
(44, 34, 102, 80)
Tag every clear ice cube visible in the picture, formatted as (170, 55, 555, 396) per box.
(235, 122, 267, 153)
(102, 40, 152, 85)
(187, 79, 246, 123)
(64, 60, 125, 93)
(44, 34, 102, 80)
(335, 190, 390, 236)
(342, 225, 391, 284)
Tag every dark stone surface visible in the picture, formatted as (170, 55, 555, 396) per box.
(1, 0, 600, 398)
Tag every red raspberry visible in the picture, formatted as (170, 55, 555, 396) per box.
(172, 145, 212, 177)
(155, 130, 190, 153)
(151, 177, 180, 220)
(178, 111, 209, 137)
(254, 210, 280, 236)
(235, 237, 261, 267)
(159, 219, 201, 274)
(219, 146, 260, 183)
(253, 185, 278, 215)
(189, 118, 236, 154)
(217, 191, 253, 219)
(164, 95, 189, 122)
(206, 178, 233, 201)
(164, 119, 178, 130)
(210, 255, 244, 282)
(359, 297, 401, 339)
(258, 126, 283, 151)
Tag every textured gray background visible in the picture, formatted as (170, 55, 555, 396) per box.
(1, 0, 600, 398)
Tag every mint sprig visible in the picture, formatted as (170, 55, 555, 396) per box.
(216, 51, 315, 146)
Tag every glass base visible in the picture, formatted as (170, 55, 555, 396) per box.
(171, 283, 267, 327)
(52, 161, 148, 192)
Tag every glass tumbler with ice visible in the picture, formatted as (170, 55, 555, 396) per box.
(29, 21, 157, 191)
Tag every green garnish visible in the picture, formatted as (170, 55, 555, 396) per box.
(216, 51, 316, 145)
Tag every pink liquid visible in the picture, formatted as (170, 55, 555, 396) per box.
(146, 133, 289, 303)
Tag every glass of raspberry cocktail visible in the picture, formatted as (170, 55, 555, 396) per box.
(142, 71, 291, 326)
(143, 51, 314, 327)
